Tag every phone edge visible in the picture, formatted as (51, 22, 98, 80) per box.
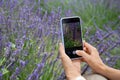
(60, 16, 83, 60)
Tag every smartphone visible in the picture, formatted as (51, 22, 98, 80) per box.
(60, 16, 83, 59)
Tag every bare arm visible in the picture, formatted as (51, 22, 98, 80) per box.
(99, 64, 120, 80)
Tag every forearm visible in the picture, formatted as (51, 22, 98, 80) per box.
(98, 64, 120, 80)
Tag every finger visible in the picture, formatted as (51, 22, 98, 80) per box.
(59, 43, 73, 72)
(76, 50, 89, 59)
(59, 43, 65, 56)
(83, 41, 94, 52)
(72, 60, 81, 72)
(83, 41, 88, 53)
(84, 47, 91, 55)
(72, 59, 81, 64)
(59, 43, 72, 63)
(59, 43, 69, 59)
(83, 47, 87, 52)
(80, 58, 86, 62)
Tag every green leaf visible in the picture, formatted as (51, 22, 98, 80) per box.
(2, 68, 9, 75)
(0, 58, 6, 66)
(11, 42, 16, 49)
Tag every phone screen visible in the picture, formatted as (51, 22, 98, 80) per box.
(61, 17, 83, 59)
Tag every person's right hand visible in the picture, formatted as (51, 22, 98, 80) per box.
(76, 41, 106, 74)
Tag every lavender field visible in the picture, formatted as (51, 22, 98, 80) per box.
(0, 0, 120, 80)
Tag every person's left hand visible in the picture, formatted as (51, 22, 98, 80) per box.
(59, 43, 81, 80)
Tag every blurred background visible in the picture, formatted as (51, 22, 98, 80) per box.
(0, 0, 120, 80)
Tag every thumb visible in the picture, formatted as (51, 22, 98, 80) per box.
(59, 43, 65, 56)
(76, 50, 89, 59)
(59, 43, 71, 61)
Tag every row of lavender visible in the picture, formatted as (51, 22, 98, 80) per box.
(0, 0, 62, 80)
(0, 0, 120, 80)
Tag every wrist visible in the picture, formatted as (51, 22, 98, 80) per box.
(97, 63, 107, 74)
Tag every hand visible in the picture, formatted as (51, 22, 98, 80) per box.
(76, 41, 105, 73)
(59, 43, 81, 80)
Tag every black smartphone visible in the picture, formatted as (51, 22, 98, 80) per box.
(60, 16, 83, 59)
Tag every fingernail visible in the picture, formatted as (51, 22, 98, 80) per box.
(59, 43, 62, 45)
(76, 50, 79, 54)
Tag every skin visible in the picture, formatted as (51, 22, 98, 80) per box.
(59, 41, 120, 80)
(59, 43, 81, 80)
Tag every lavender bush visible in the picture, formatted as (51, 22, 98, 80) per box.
(0, 0, 62, 80)
(0, 0, 120, 80)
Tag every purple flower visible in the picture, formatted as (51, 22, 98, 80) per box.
(95, 29, 103, 40)
(0, 72, 2, 77)
(19, 60, 26, 67)
(28, 72, 38, 80)
(35, 63, 44, 74)
(15, 39, 24, 50)
(0, 0, 120, 80)
(28, 63, 44, 80)
(10, 67, 20, 80)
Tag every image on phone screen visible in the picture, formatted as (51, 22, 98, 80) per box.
(61, 17, 83, 59)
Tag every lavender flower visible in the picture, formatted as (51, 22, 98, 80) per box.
(19, 60, 26, 67)
(0, 0, 120, 80)
(0, 72, 2, 80)
(28, 63, 44, 80)
(10, 67, 20, 80)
